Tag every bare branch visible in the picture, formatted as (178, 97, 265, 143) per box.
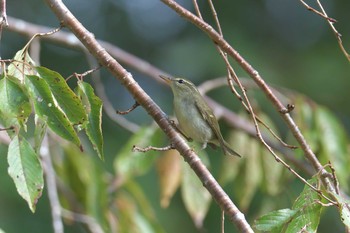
(40, 135, 64, 233)
(116, 102, 140, 115)
(5, 17, 315, 176)
(43, 0, 253, 231)
(0, 0, 8, 27)
(299, 0, 350, 63)
(132, 144, 174, 152)
(85, 53, 140, 133)
(61, 208, 104, 233)
(160, 0, 338, 200)
(299, 0, 336, 22)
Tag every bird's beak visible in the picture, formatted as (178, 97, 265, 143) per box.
(159, 75, 172, 85)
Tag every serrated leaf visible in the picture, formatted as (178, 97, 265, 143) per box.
(8, 48, 36, 82)
(7, 136, 44, 212)
(156, 150, 182, 208)
(0, 75, 31, 130)
(77, 81, 103, 160)
(36, 66, 86, 125)
(255, 208, 298, 232)
(285, 177, 322, 233)
(333, 193, 350, 229)
(114, 126, 161, 181)
(25, 75, 81, 147)
(315, 107, 350, 191)
(181, 147, 211, 229)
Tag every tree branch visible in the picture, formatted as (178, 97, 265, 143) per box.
(4, 16, 311, 175)
(42, 0, 253, 232)
(160, 0, 338, 200)
(40, 135, 64, 233)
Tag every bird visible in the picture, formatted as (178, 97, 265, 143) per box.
(160, 74, 241, 157)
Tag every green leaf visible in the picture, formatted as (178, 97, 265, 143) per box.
(114, 126, 161, 181)
(33, 116, 47, 153)
(181, 147, 211, 228)
(259, 114, 285, 196)
(285, 177, 322, 233)
(25, 75, 81, 147)
(232, 132, 262, 210)
(125, 180, 166, 233)
(8, 48, 36, 82)
(116, 192, 161, 233)
(340, 202, 350, 229)
(0, 75, 31, 130)
(291, 97, 319, 158)
(7, 136, 44, 213)
(333, 193, 350, 229)
(156, 150, 182, 208)
(315, 106, 350, 191)
(59, 145, 109, 231)
(255, 208, 298, 232)
(77, 81, 103, 160)
(36, 66, 86, 125)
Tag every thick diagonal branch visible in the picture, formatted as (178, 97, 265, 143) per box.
(43, 0, 253, 232)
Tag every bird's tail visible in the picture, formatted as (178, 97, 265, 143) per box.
(222, 140, 241, 157)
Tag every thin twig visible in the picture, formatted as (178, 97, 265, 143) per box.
(161, 0, 338, 201)
(192, 0, 202, 19)
(66, 66, 100, 81)
(298, 0, 336, 22)
(85, 53, 140, 133)
(40, 135, 64, 233)
(0, 0, 8, 59)
(116, 102, 140, 115)
(0, 0, 8, 27)
(204, 97, 313, 176)
(132, 144, 174, 153)
(61, 208, 104, 233)
(0, 125, 14, 131)
(220, 49, 331, 200)
(299, 0, 350, 63)
(5, 17, 297, 159)
(315, 0, 350, 63)
(43, 1, 253, 231)
(221, 210, 225, 233)
(207, 1, 295, 150)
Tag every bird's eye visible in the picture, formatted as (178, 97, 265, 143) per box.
(178, 79, 184, 84)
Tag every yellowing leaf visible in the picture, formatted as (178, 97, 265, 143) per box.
(156, 150, 182, 208)
(181, 148, 211, 229)
(77, 81, 103, 160)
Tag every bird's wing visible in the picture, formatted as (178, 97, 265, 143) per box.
(194, 99, 225, 144)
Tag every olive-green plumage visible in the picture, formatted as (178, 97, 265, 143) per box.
(160, 75, 241, 157)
